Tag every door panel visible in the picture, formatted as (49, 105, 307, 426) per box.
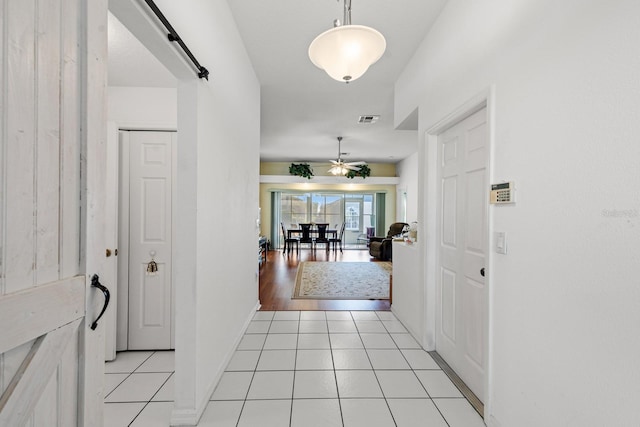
(143, 178, 168, 241)
(442, 136, 459, 166)
(127, 131, 175, 350)
(436, 107, 487, 402)
(463, 278, 485, 368)
(465, 169, 485, 253)
(440, 268, 457, 343)
(442, 177, 457, 247)
(0, 0, 105, 424)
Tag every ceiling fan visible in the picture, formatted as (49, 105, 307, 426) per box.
(328, 136, 366, 175)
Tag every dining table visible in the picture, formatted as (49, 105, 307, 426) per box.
(282, 225, 339, 253)
(287, 228, 338, 240)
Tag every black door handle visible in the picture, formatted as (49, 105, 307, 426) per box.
(90, 274, 111, 330)
(480, 268, 485, 277)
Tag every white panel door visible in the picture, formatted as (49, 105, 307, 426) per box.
(127, 131, 175, 350)
(436, 107, 487, 402)
(0, 0, 106, 425)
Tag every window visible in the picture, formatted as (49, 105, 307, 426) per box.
(311, 193, 343, 226)
(345, 202, 360, 230)
(279, 193, 310, 227)
(275, 191, 379, 246)
(345, 194, 375, 234)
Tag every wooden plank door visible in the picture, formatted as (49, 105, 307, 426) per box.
(124, 131, 175, 350)
(436, 107, 488, 402)
(0, 0, 107, 425)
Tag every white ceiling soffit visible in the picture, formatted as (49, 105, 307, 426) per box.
(107, 11, 176, 88)
(107, 1, 447, 163)
(229, 0, 447, 163)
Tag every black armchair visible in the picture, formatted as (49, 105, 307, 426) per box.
(369, 222, 409, 261)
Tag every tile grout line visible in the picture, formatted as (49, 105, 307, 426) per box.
(120, 351, 162, 426)
(327, 311, 346, 427)
(234, 311, 273, 427)
(381, 312, 455, 427)
(428, 350, 484, 419)
(146, 371, 174, 403)
(288, 311, 301, 427)
(393, 336, 453, 427)
(363, 312, 399, 427)
(104, 350, 157, 402)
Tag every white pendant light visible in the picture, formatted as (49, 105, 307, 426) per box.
(308, 0, 386, 83)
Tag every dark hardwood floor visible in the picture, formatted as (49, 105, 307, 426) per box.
(258, 246, 391, 311)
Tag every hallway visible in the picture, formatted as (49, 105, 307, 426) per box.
(104, 310, 485, 426)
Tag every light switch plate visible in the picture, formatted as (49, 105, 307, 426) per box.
(495, 231, 507, 254)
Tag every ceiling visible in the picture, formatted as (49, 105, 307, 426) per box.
(108, 0, 448, 164)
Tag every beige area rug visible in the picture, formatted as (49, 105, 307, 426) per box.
(293, 262, 392, 300)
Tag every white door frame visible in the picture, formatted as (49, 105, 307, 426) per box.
(117, 128, 177, 351)
(105, 122, 119, 361)
(423, 87, 495, 416)
(104, 121, 177, 354)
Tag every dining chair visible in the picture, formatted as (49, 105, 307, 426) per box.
(298, 223, 314, 249)
(314, 223, 330, 251)
(280, 222, 299, 254)
(329, 222, 346, 252)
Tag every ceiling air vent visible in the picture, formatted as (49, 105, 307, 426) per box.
(358, 115, 380, 124)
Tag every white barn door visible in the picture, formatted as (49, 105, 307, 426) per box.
(436, 107, 488, 402)
(0, 0, 107, 425)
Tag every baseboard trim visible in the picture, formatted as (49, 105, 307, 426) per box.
(170, 408, 199, 427)
(428, 351, 484, 418)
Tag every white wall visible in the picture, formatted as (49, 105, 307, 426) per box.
(110, 1, 260, 425)
(396, 152, 419, 224)
(162, 2, 261, 424)
(108, 86, 176, 128)
(396, 0, 640, 426)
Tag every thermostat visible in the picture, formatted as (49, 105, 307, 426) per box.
(490, 182, 515, 204)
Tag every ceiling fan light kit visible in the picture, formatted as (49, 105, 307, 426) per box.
(328, 164, 350, 176)
(308, 0, 386, 83)
(328, 136, 367, 176)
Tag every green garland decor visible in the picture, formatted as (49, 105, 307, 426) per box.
(289, 163, 314, 179)
(345, 164, 371, 179)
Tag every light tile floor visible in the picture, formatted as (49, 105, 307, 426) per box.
(104, 310, 485, 426)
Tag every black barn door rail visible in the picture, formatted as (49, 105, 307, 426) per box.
(143, 0, 210, 80)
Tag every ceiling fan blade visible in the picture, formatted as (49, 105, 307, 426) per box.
(345, 164, 361, 171)
(330, 160, 340, 165)
(345, 161, 366, 166)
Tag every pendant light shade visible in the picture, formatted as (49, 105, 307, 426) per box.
(308, 25, 386, 83)
(308, 0, 386, 83)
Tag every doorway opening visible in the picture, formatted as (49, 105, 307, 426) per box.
(117, 130, 177, 351)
